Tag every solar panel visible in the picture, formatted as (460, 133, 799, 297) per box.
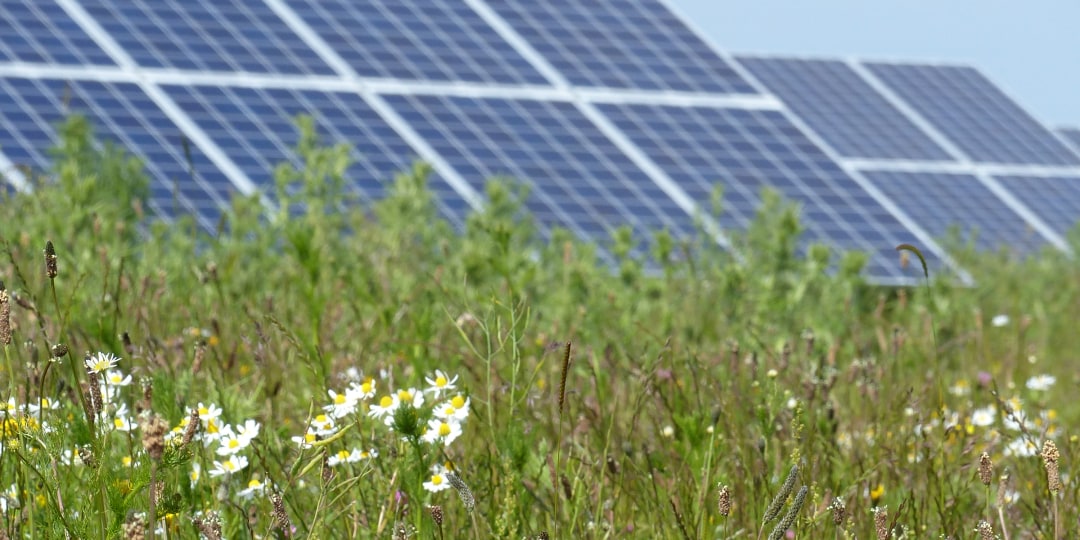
(862, 170, 1048, 255)
(1059, 128, 1080, 153)
(737, 57, 951, 161)
(383, 94, 700, 261)
(595, 103, 932, 279)
(486, 0, 756, 93)
(162, 84, 473, 228)
(5, 0, 1079, 283)
(0, 77, 233, 230)
(287, 0, 547, 84)
(865, 63, 1080, 166)
(78, 0, 333, 74)
(994, 175, 1080, 238)
(0, 0, 114, 64)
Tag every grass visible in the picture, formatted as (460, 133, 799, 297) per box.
(0, 114, 1079, 538)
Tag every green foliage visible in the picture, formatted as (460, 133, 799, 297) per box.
(1, 114, 1077, 539)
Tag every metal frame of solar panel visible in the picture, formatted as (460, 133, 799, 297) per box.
(3, 0, 1080, 285)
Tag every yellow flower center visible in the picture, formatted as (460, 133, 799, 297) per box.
(305, 433, 316, 443)
(438, 422, 452, 437)
(379, 396, 393, 408)
(398, 390, 412, 401)
(114, 418, 125, 428)
(451, 395, 465, 409)
(314, 414, 328, 424)
(225, 460, 237, 471)
(435, 376, 447, 387)
(228, 439, 240, 449)
(247, 479, 261, 489)
(122, 456, 132, 467)
(206, 419, 220, 434)
(198, 407, 209, 416)
(431, 475, 443, 486)
(362, 379, 374, 393)
(334, 393, 346, 405)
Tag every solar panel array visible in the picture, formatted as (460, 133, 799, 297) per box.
(2, 0, 1079, 285)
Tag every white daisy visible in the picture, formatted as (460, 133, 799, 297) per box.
(423, 465, 452, 493)
(85, 352, 120, 374)
(209, 455, 249, 477)
(424, 370, 458, 397)
(104, 370, 132, 386)
(238, 477, 266, 499)
(1026, 375, 1056, 391)
(421, 418, 463, 447)
(971, 406, 996, 427)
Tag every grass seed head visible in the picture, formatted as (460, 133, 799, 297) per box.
(86, 371, 102, 418)
(271, 490, 293, 535)
(996, 471, 1010, 509)
(446, 471, 475, 512)
(181, 408, 200, 446)
(192, 512, 223, 540)
(975, 520, 994, 540)
(1041, 440, 1061, 494)
(768, 485, 807, 540)
(717, 484, 731, 517)
(427, 505, 443, 526)
(762, 464, 798, 524)
(978, 452, 994, 486)
(43, 240, 57, 279)
(121, 515, 145, 540)
(874, 506, 888, 540)
(140, 414, 168, 460)
(830, 496, 846, 526)
(0, 286, 10, 346)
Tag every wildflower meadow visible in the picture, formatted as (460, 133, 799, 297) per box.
(1, 115, 1079, 538)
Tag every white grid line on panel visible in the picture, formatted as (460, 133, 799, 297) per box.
(709, 69, 970, 284)
(0, 150, 29, 191)
(264, 0, 484, 210)
(845, 158, 1080, 178)
(849, 61, 1071, 254)
(56, 0, 261, 201)
(0, 62, 782, 110)
(471, 0, 737, 254)
(463, 0, 567, 89)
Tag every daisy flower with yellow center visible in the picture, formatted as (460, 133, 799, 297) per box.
(367, 395, 399, 419)
(424, 370, 458, 398)
(85, 352, 120, 374)
(423, 465, 452, 493)
(421, 418, 463, 447)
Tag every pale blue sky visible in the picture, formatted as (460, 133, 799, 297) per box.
(670, 1, 1080, 128)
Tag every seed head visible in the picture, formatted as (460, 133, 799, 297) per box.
(996, 471, 1010, 509)
(446, 471, 475, 512)
(0, 287, 10, 346)
(43, 241, 57, 279)
(978, 452, 994, 486)
(716, 484, 731, 517)
(830, 496, 846, 526)
(427, 505, 443, 526)
(768, 485, 808, 540)
(192, 512, 222, 540)
(181, 408, 200, 446)
(86, 371, 103, 418)
(762, 464, 798, 524)
(140, 414, 168, 460)
(975, 520, 994, 540)
(270, 490, 293, 536)
(121, 515, 146, 540)
(1041, 440, 1062, 494)
(873, 506, 888, 540)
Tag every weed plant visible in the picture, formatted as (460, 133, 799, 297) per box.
(0, 115, 1078, 538)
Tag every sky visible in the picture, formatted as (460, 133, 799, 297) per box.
(669, 1, 1080, 128)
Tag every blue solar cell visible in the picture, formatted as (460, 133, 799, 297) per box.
(0, 77, 233, 230)
(162, 85, 471, 228)
(864, 171, 1047, 255)
(994, 175, 1080, 237)
(79, 0, 332, 74)
(0, 0, 114, 64)
(383, 94, 699, 260)
(596, 103, 933, 279)
(1059, 128, 1080, 153)
(866, 63, 1079, 166)
(738, 57, 951, 161)
(487, 0, 756, 93)
(288, 0, 546, 84)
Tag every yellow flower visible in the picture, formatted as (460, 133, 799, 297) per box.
(870, 484, 885, 505)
